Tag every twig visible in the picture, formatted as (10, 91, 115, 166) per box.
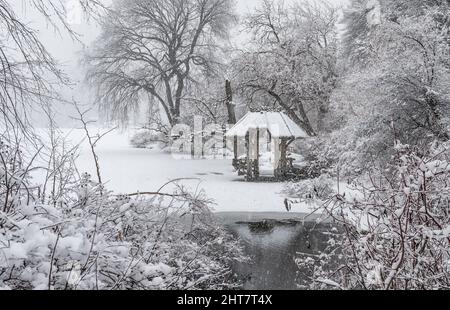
(48, 228, 61, 290)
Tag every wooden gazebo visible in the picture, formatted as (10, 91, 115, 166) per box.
(226, 112, 309, 181)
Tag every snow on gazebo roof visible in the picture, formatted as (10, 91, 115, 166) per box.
(226, 112, 309, 139)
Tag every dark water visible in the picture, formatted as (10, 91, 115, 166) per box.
(215, 212, 334, 290)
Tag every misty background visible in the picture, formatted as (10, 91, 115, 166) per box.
(17, 0, 349, 127)
(9, 0, 349, 128)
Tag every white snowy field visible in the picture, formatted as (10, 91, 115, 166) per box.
(44, 128, 317, 214)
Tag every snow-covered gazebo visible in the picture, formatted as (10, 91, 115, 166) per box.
(226, 112, 309, 181)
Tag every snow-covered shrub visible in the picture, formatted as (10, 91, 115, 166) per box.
(0, 140, 31, 214)
(0, 174, 245, 290)
(298, 143, 450, 290)
(283, 175, 335, 209)
(130, 130, 168, 150)
(0, 136, 245, 290)
(293, 138, 340, 179)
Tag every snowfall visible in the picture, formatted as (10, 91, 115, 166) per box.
(37, 128, 318, 215)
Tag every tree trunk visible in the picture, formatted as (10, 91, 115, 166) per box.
(266, 88, 316, 136)
(275, 138, 288, 180)
(317, 103, 329, 133)
(225, 80, 237, 124)
(226, 80, 239, 165)
(246, 134, 252, 181)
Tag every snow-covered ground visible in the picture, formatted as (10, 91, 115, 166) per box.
(50, 128, 317, 214)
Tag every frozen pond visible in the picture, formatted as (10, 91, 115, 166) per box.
(48, 128, 317, 214)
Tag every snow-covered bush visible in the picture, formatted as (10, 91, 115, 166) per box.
(0, 140, 31, 214)
(0, 136, 245, 290)
(293, 138, 340, 179)
(0, 173, 245, 290)
(130, 130, 169, 150)
(283, 175, 335, 209)
(297, 143, 450, 290)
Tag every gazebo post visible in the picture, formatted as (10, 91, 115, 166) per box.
(232, 136, 238, 168)
(281, 138, 288, 177)
(254, 129, 260, 180)
(275, 138, 288, 180)
(246, 128, 260, 182)
(245, 133, 252, 181)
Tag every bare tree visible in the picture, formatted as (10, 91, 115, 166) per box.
(233, 0, 339, 136)
(73, 103, 118, 185)
(0, 0, 104, 142)
(85, 0, 236, 128)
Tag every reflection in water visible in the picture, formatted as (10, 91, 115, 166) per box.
(223, 217, 334, 290)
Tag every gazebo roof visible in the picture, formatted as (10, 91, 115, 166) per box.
(226, 112, 309, 139)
